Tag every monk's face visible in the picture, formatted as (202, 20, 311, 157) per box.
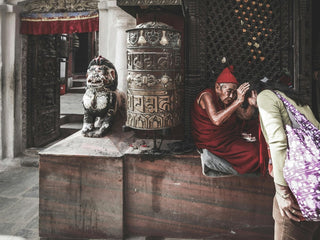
(215, 83, 238, 105)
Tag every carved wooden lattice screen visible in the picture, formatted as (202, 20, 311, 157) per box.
(182, 0, 293, 138)
(27, 35, 60, 147)
(199, 0, 292, 86)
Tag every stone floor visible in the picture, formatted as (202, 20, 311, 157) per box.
(0, 158, 39, 240)
(60, 93, 83, 115)
(0, 93, 81, 240)
(0, 93, 193, 240)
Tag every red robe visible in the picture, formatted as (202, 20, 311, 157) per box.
(191, 88, 265, 174)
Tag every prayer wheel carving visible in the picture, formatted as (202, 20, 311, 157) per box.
(126, 22, 183, 130)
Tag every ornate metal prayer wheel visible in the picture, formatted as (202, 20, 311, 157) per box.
(126, 22, 183, 130)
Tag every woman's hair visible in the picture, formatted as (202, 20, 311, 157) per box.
(254, 79, 307, 106)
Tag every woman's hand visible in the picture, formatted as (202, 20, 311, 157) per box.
(236, 82, 250, 103)
(275, 184, 303, 222)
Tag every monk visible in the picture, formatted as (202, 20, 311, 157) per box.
(191, 66, 267, 174)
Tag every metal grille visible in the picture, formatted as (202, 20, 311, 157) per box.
(203, 0, 292, 86)
(182, 0, 293, 138)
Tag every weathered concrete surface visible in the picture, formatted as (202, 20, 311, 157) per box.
(0, 162, 39, 240)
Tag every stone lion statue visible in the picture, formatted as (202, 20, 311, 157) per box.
(81, 56, 118, 138)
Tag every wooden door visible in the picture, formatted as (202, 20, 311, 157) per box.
(27, 35, 60, 147)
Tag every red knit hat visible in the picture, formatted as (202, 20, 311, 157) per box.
(216, 65, 239, 84)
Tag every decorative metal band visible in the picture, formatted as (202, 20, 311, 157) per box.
(127, 51, 181, 71)
(127, 72, 183, 90)
(126, 89, 183, 129)
(117, 0, 182, 6)
(135, 22, 175, 29)
(127, 89, 178, 112)
(127, 27, 181, 48)
(126, 112, 182, 130)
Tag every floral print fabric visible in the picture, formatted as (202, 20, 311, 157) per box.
(275, 91, 320, 221)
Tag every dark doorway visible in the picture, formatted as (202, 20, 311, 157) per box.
(73, 32, 90, 76)
(67, 32, 97, 91)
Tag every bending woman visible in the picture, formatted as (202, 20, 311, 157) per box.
(257, 81, 320, 240)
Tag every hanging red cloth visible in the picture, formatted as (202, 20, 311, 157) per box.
(20, 11, 99, 35)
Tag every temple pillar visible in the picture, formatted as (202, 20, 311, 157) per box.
(0, 2, 23, 160)
(98, 0, 135, 93)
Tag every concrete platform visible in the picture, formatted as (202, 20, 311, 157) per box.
(38, 114, 274, 240)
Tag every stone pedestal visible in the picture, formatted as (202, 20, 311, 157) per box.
(39, 118, 275, 239)
(39, 132, 124, 239)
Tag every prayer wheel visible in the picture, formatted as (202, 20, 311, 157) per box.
(126, 22, 183, 130)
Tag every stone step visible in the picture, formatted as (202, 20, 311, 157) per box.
(72, 74, 86, 79)
(59, 114, 83, 138)
(60, 122, 83, 129)
(72, 79, 86, 87)
(23, 147, 42, 157)
(60, 114, 68, 125)
(60, 114, 83, 124)
(72, 78, 86, 82)
(60, 122, 83, 138)
(68, 86, 86, 94)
